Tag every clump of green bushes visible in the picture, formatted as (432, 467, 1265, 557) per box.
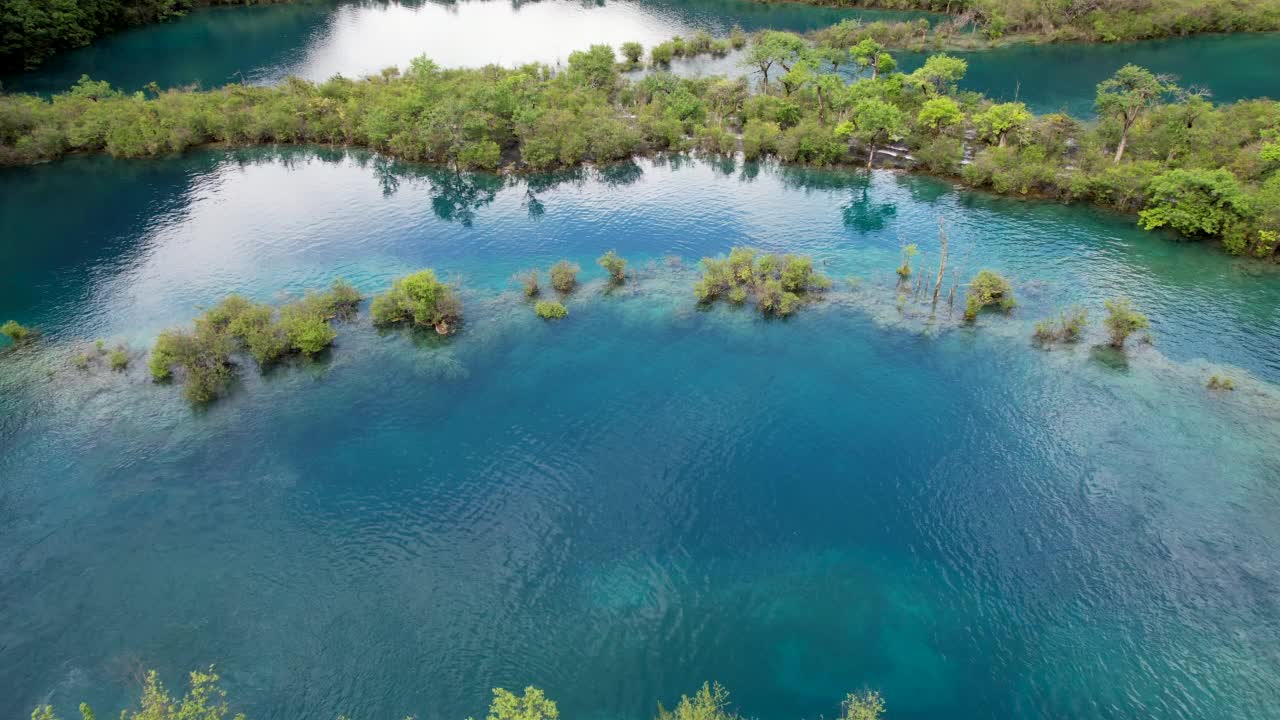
(1032, 307, 1087, 344)
(149, 279, 361, 403)
(549, 261, 581, 294)
(370, 270, 461, 335)
(1, 320, 36, 346)
(1102, 297, 1149, 349)
(963, 270, 1015, 322)
(597, 250, 628, 283)
(535, 300, 569, 320)
(516, 269, 541, 298)
(694, 247, 831, 316)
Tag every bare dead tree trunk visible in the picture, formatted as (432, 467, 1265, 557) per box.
(932, 216, 948, 307)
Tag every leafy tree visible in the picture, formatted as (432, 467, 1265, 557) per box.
(597, 250, 627, 282)
(620, 42, 644, 68)
(907, 54, 967, 95)
(743, 31, 805, 88)
(549, 260, 581, 293)
(1103, 297, 1149, 349)
(850, 38, 896, 81)
(370, 269, 463, 333)
(963, 269, 1015, 322)
(1095, 65, 1174, 163)
(916, 97, 963, 134)
(486, 687, 559, 720)
(657, 682, 737, 720)
(1138, 168, 1256, 239)
(567, 45, 618, 93)
(843, 691, 885, 720)
(973, 102, 1031, 147)
(836, 98, 906, 169)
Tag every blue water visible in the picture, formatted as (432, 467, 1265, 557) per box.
(2, 150, 1280, 720)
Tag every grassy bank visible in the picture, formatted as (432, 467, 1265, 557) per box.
(1, 35, 1277, 259)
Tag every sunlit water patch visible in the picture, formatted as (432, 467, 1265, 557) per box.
(1, 149, 1280, 720)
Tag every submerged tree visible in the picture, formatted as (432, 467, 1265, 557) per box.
(597, 250, 628, 283)
(963, 270, 1015, 322)
(535, 300, 569, 320)
(1, 320, 35, 346)
(694, 247, 831, 316)
(1032, 307, 1088, 344)
(1102, 297, 1149, 349)
(549, 260, 581, 293)
(371, 270, 462, 335)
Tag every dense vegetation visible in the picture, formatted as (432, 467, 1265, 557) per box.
(694, 247, 832, 315)
(370, 269, 462, 334)
(31, 671, 885, 720)
(2, 30, 1276, 259)
(0, 0, 291, 72)
(148, 279, 360, 403)
(777, 0, 1280, 43)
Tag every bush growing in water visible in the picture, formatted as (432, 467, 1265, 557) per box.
(371, 270, 462, 334)
(1, 320, 35, 345)
(1032, 307, 1087, 344)
(1207, 374, 1236, 391)
(517, 269, 542, 298)
(535, 301, 569, 320)
(1103, 297, 1149, 349)
(149, 280, 362, 403)
(549, 261, 581, 293)
(597, 250, 628, 283)
(693, 247, 831, 316)
(108, 346, 129, 371)
(963, 270, 1015, 322)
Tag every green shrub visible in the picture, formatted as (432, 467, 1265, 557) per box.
(371, 270, 462, 333)
(694, 247, 830, 316)
(487, 687, 559, 720)
(1, 320, 34, 345)
(1033, 307, 1087, 343)
(621, 42, 644, 68)
(729, 26, 748, 49)
(1102, 297, 1148, 349)
(534, 300, 569, 320)
(1207, 374, 1236, 391)
(843, 691, 886, 720)
(597, 250, 627, 283)
(108, 346, 129, 371)
(549, 260, 581, 293)
(650, 42, 675, 67)
(657, 682, 736, 720)
(963, 270, 1015, 322)
(896, 243, 918, 278)
(517, 269, 541, 298)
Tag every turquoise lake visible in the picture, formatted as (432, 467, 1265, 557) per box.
(2, 148, 1279, 719)
(4, 0, 1278, 116)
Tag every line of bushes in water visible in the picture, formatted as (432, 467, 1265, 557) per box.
(765, 0, 1280, 44)
(1, 31, 1277, 259)
(31, 670, 885, 720)
(4, 246, 1173, 405)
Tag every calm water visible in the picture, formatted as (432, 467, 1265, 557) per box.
(3, 0, 1278, 116)
(2, 149, 1279, 720)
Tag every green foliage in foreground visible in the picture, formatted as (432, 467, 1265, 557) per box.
(2, 39, 1279, 259)
(597, 250, 628, 283)
(149, 279, 361, 403)
(370, 270, 462, 333)
(2, 319, 35, 345)
(694, 247, 832, 316)
(1102, 297, 1149, 349)
(963, 270, 1015, 322)
(534, 300, 569, 320)
(34, 673, 883, 720)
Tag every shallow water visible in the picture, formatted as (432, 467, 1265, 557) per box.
(2, 149, 1279, 720)
(3, 0, 1278, 116)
